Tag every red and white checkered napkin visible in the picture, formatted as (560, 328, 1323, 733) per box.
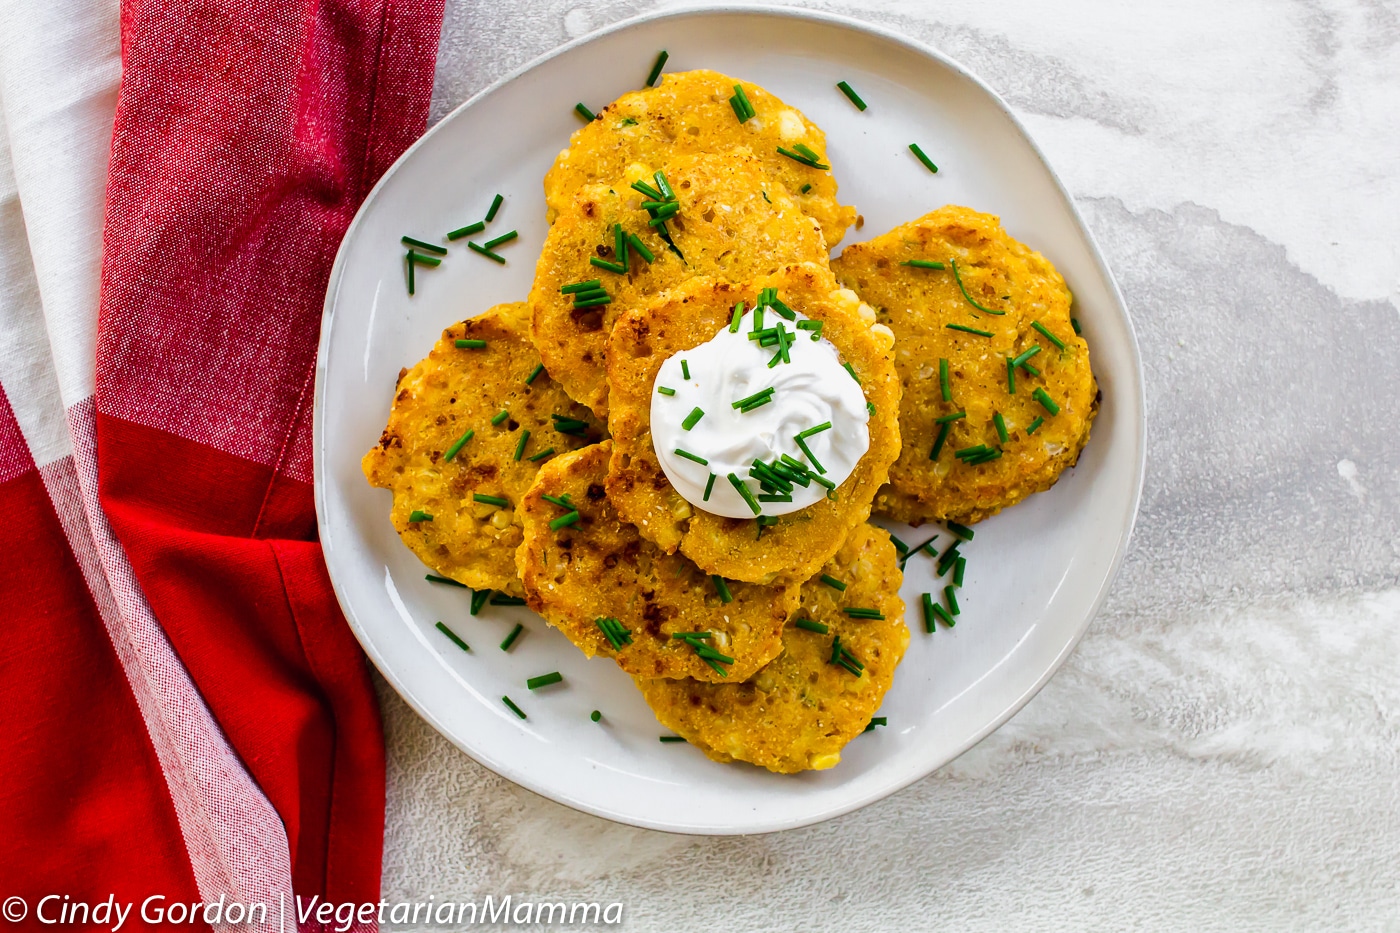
(0, 0, 443, 923)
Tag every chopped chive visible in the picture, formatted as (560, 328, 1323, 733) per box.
(1006, 357, 1016, 394)
(589, 256, 627, 274)
(405, 253, 414, 295)
(1027, 416, 1045, 434)
(820, 574, 847, 591)
(732, 387, 775, 409)
(798, 421, 832, 439)
(571, 296, 611, 309)
(627, 233, 655, 263)
(868, 401, 876, 416)
(491, 594, 527, 606)
(1013, 345, 1043, 369)
(435, 621, 470, 651)
(955, 444, 991, 458)
(703, 472, 716, 501)
(595, 616, 633, 649)
(500, 696, 527, 719)
(945, 585, 961, 616)
(729, 301, 745, 332)
(731, 83, 756, 121)
(934, 411, 966, 423)
(591, 710, 602, 722)
(484, 193, 504, 222)
(490, 408, 509, 426)
(483, 230, 518, 250)
(408, 510, 433, 522)
(408, 250, 441, 267)
(836, 80, 868, 111)
(541, 493, 574, 509)
(455, 338, 487, 349)
(657, 386, 676, 396)
(842, 362, 861, 383)
(711, 575, 733, 603)
(466, 241, 506, 264)
(728, 94, 748, 123)
(795, 617, 829, 635)
(994, 412, 1009, 443)
(757, 493, 792, 502)
(932, 603, 954, 628)
(425, 573, 467, 587)
(908, 142, 938, 173)
(890, 534, 910, 555)
(402, 236, 446, 255)
(575, 102, 596, 121)
(1071, 317, 1082, 336)
(921, 592, 936, 633)
(645, 50, 669, 86)
(526, 447, 555, 462)
(727, 473, 761, 515)
(930, 422, 951, 460)
(1032, 320, 1066, 350)
(526, 671, 563, 690)
(950, 258, 1005, 315)
(1021, 361, 1042, 377)
(525, 363, 545, 385)
(513, 429, 531, 461)
(630, 179, 663, 200)
(660, 735, 686, 743)
(613, 223, 628, 269)
(1033, 388, 1061, 415)
(776, 146, 830, 170)
(939, 358, 952, 402)
(470, 588, 490, 615)
(794, 435, 826, 474)
(947, 521, 974, 541)
(682, 407, 704, 431)
(653, 170, 675, 201)
(844, 607, 885, 619)
(864, 717, 887, 732)
(443, 428, 474, 462)
(674, 448, 708, 465)
(954, 556, 967, 587)
(548, 510, 581, 531)
(946, 323, 994, 338)
(447, 221, 485, 240)
(800, 183, 812, 193)
(499, 623, 524, 651)
(901, 258, 946, 270)
(473, 493, 509, 508)
(680, 359, 690, 380)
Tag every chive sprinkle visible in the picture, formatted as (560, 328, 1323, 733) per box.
(794, 435, 826, 474)
(732, 387, 775, 409)
(435, 621, 470, 651)
(575, 102, 596, 121)
(682, 407, 704, 430)
(402, 236, 446, 255)
(932, 603, 955, 628)
(947, 521, 974, 541)
(660, 735, 687, 743)
(1013, 345, 1043, 369)
(443, 428, 474, 462)
(447, 221, 485, 240)
(627, 233, 655, 263)
(727, 473, 761, 515)
(909, 142, 939, 173)
(950, 258, 1006, 314)
(1021, 361, 1042, 377)
(491, 593, 526, 606)
(466, 241, 506, 264)
(798, 421, 832, 439)
(820, 574, 847, 591)
(549, 510, 581, 531)
(631, 179, 662, 200)
(836, 80, 868, 111)
(501, 695, 526, 719)
(729, 301, 745, 332)
(703, 473, 716, 501)
(902, 259, 946, 270)
(591, 710, 602, 722)
(947, 323, 994, 338)
(843, 362, 861, 383)
(800, 183, 812, 193)
(512, 429, 530, 461)
(525, 363, 545, 385)
(994, 412, 1009, 443)
(541, 493, 574, 509)
(791, 617, 827, 635)
(934, 411, 966, 423)
(844, 607, 885, 619)
(1032, 320, 1066, 350)
(711, 575, 733, 603)
(470, 588, 490, 615)
(1033, 388, 1061, 416)
(595, 616, 633, 649)
(945, 585, 961, 616)
(405, 253, 414, 295)
(483, 230, 518, 250)
(408, 250, 441, 267)
(490, 408, 509, 426)
(777, 146, 830, 170)
(921, 592, 936, 633)
(646, 50, 669, 87)
(732, 83, 756, 122)
(408, 510, 433, 522)
(589, 257, 627, 274)
(425, 574, 467, 588)
(954, 556, 967, 587)
(674, 448, 708, 465)
(1071, 317, 1082, 336)
(680, 359, 690, 381)
(455, 338, 487, 349)
(526, 447, 555, 462)
(657, 386, 676, 396)
(499, 623, 524, 652)
(483, 193, 504, 222)
(1007, 357, 1017, 394)
(526, 671, 563, 690)
(864, 717, 887, 732)
(572, 296, 611, 308)
(473, 493, 508, 507)
(1027, 416, 1045, 435)
(930, 422, 951, 460)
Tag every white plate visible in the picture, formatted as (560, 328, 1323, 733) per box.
(315, 4, 1145, 834)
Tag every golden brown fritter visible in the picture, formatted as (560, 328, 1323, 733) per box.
(636, 522, 909, 773)
(515, 442, 799, 682)
(529, 150, 829, 417)
(831, 205, 1098, 525)
(605, 262, 902, 585)
(544, 69, 856, 247)
(362, 302, 605, 595)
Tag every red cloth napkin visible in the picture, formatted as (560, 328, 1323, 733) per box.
(89, 0, 442, 908)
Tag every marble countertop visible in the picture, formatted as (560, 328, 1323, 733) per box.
(381, 1, 1400, 928)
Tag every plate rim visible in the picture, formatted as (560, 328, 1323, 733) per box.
(314, 1, 1147, 835)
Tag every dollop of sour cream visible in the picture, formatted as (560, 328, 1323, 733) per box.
(651, 305, 869, 519)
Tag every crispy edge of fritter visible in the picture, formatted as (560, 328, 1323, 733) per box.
(605, 262, 902, 585)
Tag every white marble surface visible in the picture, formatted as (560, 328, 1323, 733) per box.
(380, 1, 1400, 928)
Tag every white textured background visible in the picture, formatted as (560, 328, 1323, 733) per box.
(380, 1, 1400, 929)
